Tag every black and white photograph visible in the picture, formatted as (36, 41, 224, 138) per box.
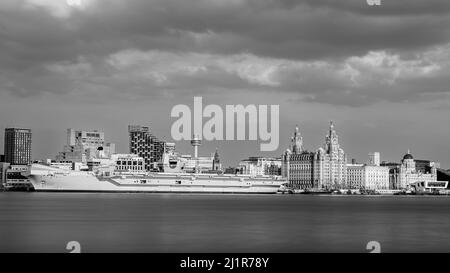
(0, 0, 449, 264)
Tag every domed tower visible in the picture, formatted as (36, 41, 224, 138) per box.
(399, 149, 417, 189)
(402, 149, 415, 170)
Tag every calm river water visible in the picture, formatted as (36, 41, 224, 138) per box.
(0, 192, 449, 252)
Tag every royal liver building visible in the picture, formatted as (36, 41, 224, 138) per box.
(282, 122, 347, 190)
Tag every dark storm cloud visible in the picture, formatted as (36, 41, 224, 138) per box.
(302, 0, 450, 16)
(0, 0, 450, 106)
(2, 0, 450, 63)
(2, 0, 450, 168)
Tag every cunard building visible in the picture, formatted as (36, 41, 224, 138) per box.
(282, 122, 347, 190)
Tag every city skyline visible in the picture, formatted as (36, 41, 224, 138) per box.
(1, 0, 450, 168)
(2, 0, 450, 256)
(0, 121, 446, 170)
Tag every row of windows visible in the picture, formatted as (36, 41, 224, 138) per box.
(116, 166, 144, 171)
(85, 133, 101, 138)
(116, 161, 143, 165)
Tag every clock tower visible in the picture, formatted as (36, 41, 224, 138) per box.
(325, 121, 340, 154)
(291, 125, 303, 154)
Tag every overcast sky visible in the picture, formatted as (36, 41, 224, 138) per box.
(1, 0, 450, 168)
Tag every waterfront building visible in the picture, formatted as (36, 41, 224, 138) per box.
(56, 129, 115, 163)
(346, 154, 389, 190)
(266, 162, 282, 176)
(281, 125, 315, 189)
(0, 163, 32, 190)
(380, 161, 401, 189)
(415, 159, 440, 174)
(409, 180, 448, 193)
(238, 157, 282, 176)
(437, 169, 450, 189)
(128, 125, 167, 171)
(346, 163, 365, 189)
(282, 150, 316, 189)
(67, 129, 104, 150)
(316, 122, 347, 189)
(0, 162, 7, 187)
(224, 166, 238, 174)
(398, 151, 440, 189)
(4, 128, 32, 165)
(381, 154, 443, 190)
(363, 165, 390, 190)
(368, 152, 380, 166)
(282, 122, 347, 189)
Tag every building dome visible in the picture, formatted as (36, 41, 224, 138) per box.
(403, 153, 413, 160)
